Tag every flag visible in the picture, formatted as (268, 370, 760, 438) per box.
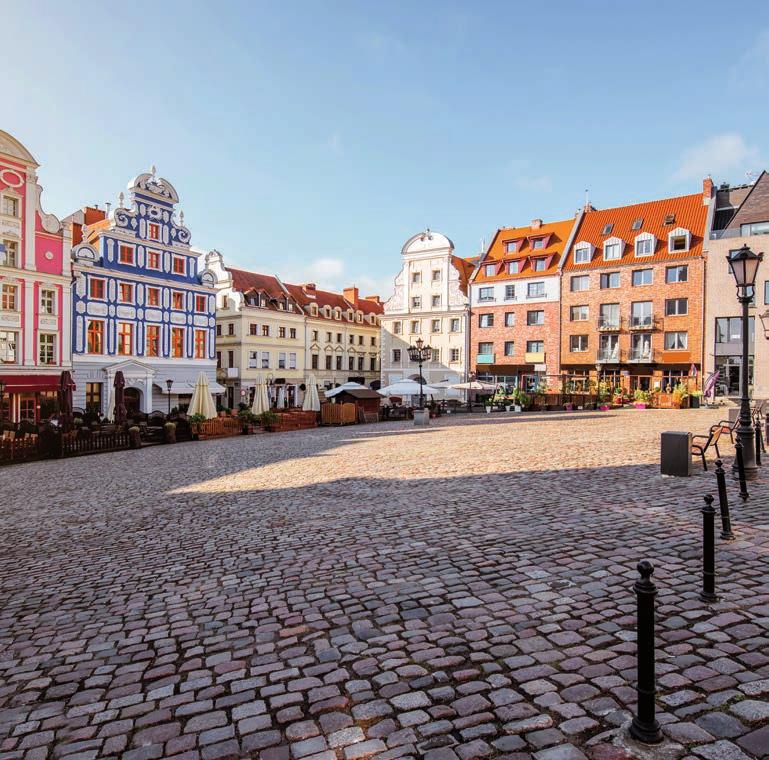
(703, 371, 720, 398)
(690, 363, 698, 378)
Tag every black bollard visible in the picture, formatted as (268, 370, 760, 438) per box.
(700, 495, 718, 603)
(629, 560, 663, 745)
(734, 438, 749, 501)
(714, 460, 735, 541)
(755, 419, 763, 466)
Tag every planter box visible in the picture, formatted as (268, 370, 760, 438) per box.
(634, 403, 647, 410)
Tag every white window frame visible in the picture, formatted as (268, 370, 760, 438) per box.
(146, 249, 162, 270)
(38, 332, 56, 365)
(664, 331, 688, 350)
(634, 232, 655, 257)
(667, 227, 691, 253)
(603, 237, 624, 261)
(573, 242, 593, 264)
(118, 242, 136, 266)
(39, 288, 56, 315)
(1, 192, 21, 218)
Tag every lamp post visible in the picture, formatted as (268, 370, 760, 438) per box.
(727, 244, 763, 480)
(165, 378, 173, 418)
(407, 337, 433, 410)
(0, 379, 6, 425)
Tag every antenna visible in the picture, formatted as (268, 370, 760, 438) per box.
(585, 188, 590, 208)
(746, 170, 758, 184)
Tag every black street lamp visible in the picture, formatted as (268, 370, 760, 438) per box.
(407, 337, 433, 410)
(727, 244, 763, 480)
(165, 379, 173, 418)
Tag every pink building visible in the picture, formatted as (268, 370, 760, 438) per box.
(0, 130, 71, 423)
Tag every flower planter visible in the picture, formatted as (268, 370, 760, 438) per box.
(485, 407, 492, 414)
(599, 404, 611, 411)
(634, 402, 647, 410)
(564, 404, 574, 411)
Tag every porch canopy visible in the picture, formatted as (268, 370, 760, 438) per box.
(0, 375, 60, 393)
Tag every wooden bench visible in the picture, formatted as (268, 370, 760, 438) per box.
(692, 426, 723, 471)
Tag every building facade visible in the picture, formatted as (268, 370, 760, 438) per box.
(69, 169, 220, 416)
(0, 130, 70, 423)
(560, 185, 711, 391)
(706, 172, 769, 398)
(381, 230, 473, 389)
(470, 217, 578, 390)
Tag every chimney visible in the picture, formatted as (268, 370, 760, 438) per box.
(703, 175, 713, 204)
(343, 286, 359, 306)
(530, 218, 542, 230)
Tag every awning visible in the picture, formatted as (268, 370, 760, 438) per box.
(0, 374, 60, 393)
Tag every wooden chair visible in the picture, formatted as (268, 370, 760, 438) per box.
(692, 426, 722, 471)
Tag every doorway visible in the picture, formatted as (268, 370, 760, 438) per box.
(124, 388, 142, 415)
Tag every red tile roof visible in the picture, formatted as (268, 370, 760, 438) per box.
(284, 282, 383, 319)
(227, 267, 288, 300)
(562, 193, 709, 271)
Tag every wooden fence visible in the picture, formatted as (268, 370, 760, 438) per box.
(0, 435, 41, 465)
(196, 417, 243, 439)
(61, 429, 132, 457)
(321, 403, 357, 426)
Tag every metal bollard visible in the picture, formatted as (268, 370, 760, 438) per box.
(734, 438, 749, 501)
(714, 460, 735, 541)
(629, 560, 663, 745)
(755, 419, 763, 466)
(700, 495, 718, 603)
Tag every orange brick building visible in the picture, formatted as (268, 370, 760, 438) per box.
(559, 184, 711, 391)
(469, 218, 577, 389)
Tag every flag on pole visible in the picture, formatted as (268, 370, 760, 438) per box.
(690, 363, 698, 378)
(703, 371, 720, 398)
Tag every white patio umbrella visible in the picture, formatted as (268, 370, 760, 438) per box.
(324, 381, 366, 398)
(276, 385, 286, 409)
(449, 380, 497, 391)
(378, 380, 440, 397)
(302, 374, 321, 411)
(251, 374, 270, 416)
(187, 371, 218, 419)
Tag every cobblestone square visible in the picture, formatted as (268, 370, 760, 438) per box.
(1, 409, 767, 760)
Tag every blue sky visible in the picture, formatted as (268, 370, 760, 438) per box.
(5, 0, 769, 298)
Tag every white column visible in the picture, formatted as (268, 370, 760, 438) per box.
(60, 285, 72, 367)
(24, 173, 37, 271)
(23, 281, 35, 366)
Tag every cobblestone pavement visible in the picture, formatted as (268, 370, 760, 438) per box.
(1, 409, 768, 760)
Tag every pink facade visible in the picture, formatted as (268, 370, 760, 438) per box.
(0, 130, 71, 423)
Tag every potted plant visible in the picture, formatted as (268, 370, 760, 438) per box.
(690, 390, 703, 409)
(163, 421, 177, 444)
(484, 400, 492, 414)
(189, 413, 207, 437)
(259, 410, 279, 431)
(564, 402, 574, 411)
(671, 382, 690, 409)
(633, 389, 651, 409)
(237, 408, 256, 433)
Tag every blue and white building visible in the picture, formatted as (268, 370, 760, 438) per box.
(69, 168, 221, 416)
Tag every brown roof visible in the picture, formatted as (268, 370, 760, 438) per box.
(284, 282, 383, 320)
(227, 267, 288, 301)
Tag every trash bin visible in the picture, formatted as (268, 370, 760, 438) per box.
(660, 431, 692, 477)
(413, 409, 430, 427)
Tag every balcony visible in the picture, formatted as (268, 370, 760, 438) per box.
(596, 349, 622, 363)
(597, 317, 621, 331)
(476, 353, 496, 364)
(628, 348, 654, 363)
(524, 351, 545, 364)
(629, 316, 658, 331)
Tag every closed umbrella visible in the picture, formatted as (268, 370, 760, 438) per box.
(276, 385, 286, 409)
(113, 371, 127, 425)
(251, 375, 270, 416)
(302, 374, 321, 412)
(187, 371, 217, 419)
(58, 370, 76, 432)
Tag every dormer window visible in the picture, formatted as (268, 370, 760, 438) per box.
(668, 227, 691, 252)
(631, 218, 643, 231)
(603, 238, 623, 261)
(663, 213, 676, 226)
(334, 308, 341, 319)
(507, 261, 520, 274)
(602, 223, 614, 235)
(532, 258, 546, 272)
(573, 245, 591, 264)
(310, 304, 318, 315)
(531, 238, 545, 250)
(504, 240, 518, 253)
(634, 233, 655, 257)
(484, 263, 495, 276)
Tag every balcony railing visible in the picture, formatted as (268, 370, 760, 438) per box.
(628, 316, 658, 331)
(596, 349, 622, 363)
(597, 317, 621, 331)
(476, 353, 496, 364)
(524, 351, 545, 364)
(628, 348, 654, 363)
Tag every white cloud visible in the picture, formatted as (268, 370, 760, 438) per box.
(671, 133, 764, 184)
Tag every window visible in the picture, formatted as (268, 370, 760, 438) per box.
(430, 349, 439, 363)
(450, 348, 460, 362)
(40, 289, 55, 315)
(479, 313, 494, 328)
(410, 320, 420, 333)
(665, 298, 688, 316)
(716, 317, 755, 344)
(90, 278, 105, 299)
(85, 383, 102, 414)
(484, 264, 496, 276)
(194, 329, 206, 359)
(479, 287, 494, 301)
(531, 238, 544, 250)
(411, 296, 421, 308)
(247, 323, 257, 336)
(171, 328, 184, 358)
(324, 354, 332, 370)
(504, 241, 518, 253)
(248, 350, 259, 369)
(146, 250, 161, 270)
(600, 272, 620, 289)
(631, 301, 653, 328)
(1, 195, 19, 217)
(148, 222, 160, 241)
(279, 327, 286, 339)
(570, 275, 589, 292)
(527, 282, 545, 298)
(599, 303, 620, 329)
(635, 237, 653, 256)
(666, 265, 688, 283)
(278, 352, 287, 369)
(195, 295, 207, 312)
(335, 355, 342, 371)
(311, 354, 319, 370)
(38, 333, 56, 364)
(262, 325, 270, 337)
(371, 336, 376, 346)
(432, 269, 442, 282)
(146, 325, 160, 357)
(393, 321, 402, 335)
(216, 351, 221, 368)
(664, 331, 688, 350)
(532, 258, 546, 271)
(570, 335, 588, 352)
(741, 221, 769, 236)
(478, 342, 493, 355)
(573, 246, 591, 264)
(86, 320, 104, 354)
(526, 340, 544, 353)
(604, 241, 621, 260)
(262, 351, 271, 369)
(336, 333, 342, 343)
(450, 318, 460, 332)
(119, 283, 134, 303)
(172, 256, 186, 275)
(172, 291, 184, 310)
(669, 233, 689, 251)
(290, 328, 297, 339)
(507, 261, 520, 275)
(1, 284, 17, 310)
(632, 269, 652, 286)
(116, 322, 133, 355)
(356, 356, 363, 371)
(392, 349, 401, 362)
(227, 323, 235, 336)
(349, 335, 354, 345)
(631, 218, 643, 231)
(311, 330, 318, 341)
(570, 305, 589, 321)
(599, 333, 619, 359)
(0, 330, 17, 362)
(1, 239, 18, 266)
(216, 324, 222, 336)
(147, 287, 160, 307)
(431, 295, 441, 308)
(228, 350, 234, 368)
(118, 244, 134, 265)
(431, 319, 441, 333)
(504, 312, 515, 327)
(412, 271, 422, 284)
(527, 310, 544, 326)
(602, 223, 614, 235)
(504, 341, 515, 356)
(358, 335, 363, 345)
